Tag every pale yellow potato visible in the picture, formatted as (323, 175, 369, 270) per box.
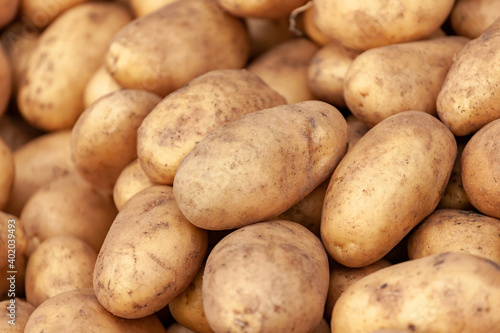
(0, 298, 35, 332)
(20, 0, 92, 28)
(0, 0, 19, 28)
(246, 16, 295, 58)
(437, 19, 500, 136)
(105, 0, 249, 97)
(24, 288, 166, 332)
(322, 111, 456, 268)
(0, 254, 26, 299)
(0, 138, 14, 210)
(72, 89, 161, 191)
(346, 114, 370, 150)
(344, 36, 469, 127)
(314, 0, 455, 51)
(113, 159, 155, 211)
(20, 172, 117, 256)
(83, 65, 123, 109)
(303, 6, 331, 46)
(461, 118, 500, 219)
(174, 101, 348, 230)
(0, 211, 28, 271)
(331, 252, 500, 332)
(137, 69, 286, 185)
(0, 113, 42, 152)
(215, 0, 308, 19)
(0, 44, 12, 119)
(451, 0, 500, 39)
(94, 186, 208, 319)
(18, 2, 132, 131)
(248, 38, 318, 104)
(130, 0, 181, 17)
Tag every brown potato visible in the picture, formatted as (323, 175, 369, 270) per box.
(130, 0, 181, 17)
(20, 0, 92, 29)
(215, 0, 308, 19)
(83, 65, 123, 109)
(0, 0, 19, 28)
(113, 159, 155, 211)
(0, 298, 35, 332)
(0, 138, 14, 210)
(0, 43, 12, 119)
(451, 0, 500, 39)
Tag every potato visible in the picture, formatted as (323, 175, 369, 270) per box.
(314, 0, 455, 51)
(308, 40, 361, 108)
(20, 172, 117, 256)
(461, 118, 500, 219)
(451, 0, 500, 39)
(0, 254, 26, 299)
(94, 186, 208, 319)
(346, 114, 370, 150)
(215, 0, 308, 19)
(25, 236, 97, 307)
(321, 111, 456, 268)
(18, 2, 132, 131)
(0, 298, 35, 332)
(0, 138, 14, 210)
(71, 89, 161, 191)
(344, 36, 468, 127)
(130, 0, 181, 17)
(437, 19, 500, 136)
(303, 6, 331, 46)
(173, 100, 348, 230)
(4, 130, 73, 216)
(137, 69, 286, 185)
(245, 16, 295, 58)
(83, 65, 122, 109)
(113, 159, 155, 211)
(105, 0, 249, 97)
(24, 288, 166, 332)
(0, 43, 12, 119)
(203, 220, 329, 333)
(248, 38, 318, 104)
(0, 0, 19, 28)
(331, 252, 500, 332)
(20, 0, 92, 29)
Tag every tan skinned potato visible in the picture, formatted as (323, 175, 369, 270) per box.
(451, 0, 500, 39)
(113, 159, 155, 211)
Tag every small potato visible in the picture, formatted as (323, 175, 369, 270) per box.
(0, 298, 35, 332)
(24, 288, 166, 332)
(20, 0, 92, 29)
(0, 0, 19, 28)
(94, 186, 208, 319)
(0, 43, 12, 119)
(245, 16, 295, 58)
(130, 0, 181, 17)
(71, 89, 161, 191)
(25, 236, 97, 307)
(83, 65, 123, 109)
(451, 0, 500, 39)
(346, 114, 370, 150)
(331, 252, 500, 332)
(248, 38, 318, 104)
(203, 220, 329, 333)
(322, 111, 456, 268)
(113, 159, 155, 211)
(173, 101, 348, 230)
(215, 0, 308, 19)
(0, 138, 14, 209)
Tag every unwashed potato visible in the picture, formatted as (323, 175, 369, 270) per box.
(321, 111, 456, 268)
(24, 288, 166, 332)
(173, 101, 348, 230)
(0, 138, 14, 210)
(0, 0, 19, 28)
(451, 0, 500, 39)
(248, 38, 318, 104)
(113, 159, 155, 211)
(71, 89, 161, 191)
(314, 0, 455, 51)
(105, 0, 249, 97)
(25, 236, 97, 308)
(215, 0, 308, 19)
(0, 298, 35, 333)
(331, 252, 500, 332)
(203, 220, 329, 333)
(83, 65, 123, 109)
(0, 44, 12, 119)
(18, 2, 132, 131)
(245, 16, 295, 58)
(344, 36, 469, 127)
(137, 69, 286, 185)
(20, 0, 92, 29)
(94, 186, 208, 319)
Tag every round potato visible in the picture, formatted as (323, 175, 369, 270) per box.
(215, 0, 308, 19)
(83, 65, 122, 109)
(130, 0, 181, 17)
(203, 220, 329, 333)
(0, 0, 19, 28)
(0, 298, 35, 332)
(0, 138, 14, 210)
(451, 0, 500, 39)
(0, 43, 12, 119)
(113, 159, 155, 211)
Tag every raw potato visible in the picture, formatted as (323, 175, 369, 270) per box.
(331, 252, 500, 332)
(437, 19, 500, 136)
(0, 0, 19, 28)
(105, 0, 250, 97)
(344, 36, 469, 127)
(0, 44, 11, 119)
(461, 118, 500, 219)
(314, 0, 455, 50)
(137, 69, 286, 185)
(173, 100, 348, 230)
(0, 138, 14, 210)
(215, 0, 308, 19)
(321, 111, 456, 268)
(83, 65, 123, 109)
(94, 186, 208, 319)
(0, 298, 35, 332)
(71, 89, 161, 191)
(24, 288, 166, 332)
(25, 235, 97, 307)
(248, 38, 318, 104)
(18, 2, 132, 131)
(20, 0, 92, 28)
(451, 0, 500, 39)
(130, 0, 181, 17)
(246, 16, 295, 58)
(113, 159, 155, 211)
(203, 220, 329, 333)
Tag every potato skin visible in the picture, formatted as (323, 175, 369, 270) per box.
(203, 220, 329, 333)
(321, 111, 456, 268)
(94, 186, 208, 319)
(0, 138, 14, 210)
(173, 100, 348, 230)
(20, 0, 92, 28)
(331, 252, 500, 332)
(451, 0, 500, 39)
(113, 159, 155, 211)
(0, 298, 34, 333)
(83, 65, 122, 109)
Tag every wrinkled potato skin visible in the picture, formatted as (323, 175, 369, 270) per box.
(215, 0, 308, 19)
(203, 220, 329, 333)
(322, 111, 456, 268)
(0, 298, 34, 332)
(344, 36, 468, 127)
(83, 65, 122, 109)
(0, 44, 11, 119)
(331, 252, 500, 332)
(0, 139, 14, 209)
(20, 0, 92, 28)
(130, 0, 181, 17)
(174, 101, 348, 230)
(451, 0, 500, 39)
(113, 159, 155, 211)
(94, 186, 208, 319)
(461, 119, 500, 219)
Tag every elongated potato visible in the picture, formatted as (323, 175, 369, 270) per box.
(0, 138, 14, 210)
(173, 101, 348, 230)
(94, 186, 208, 319)
(18, 2, 132, 131)
(0, 298, 34, 333)
(322, 111, 456, 268)
(215, 0, 308, 19)
(451, 0, 500, 39)
(83, 65, 122, 109)
(113, 159, 155, 211)
(0, 44, 11, 119)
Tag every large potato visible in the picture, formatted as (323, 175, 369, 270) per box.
(94, 186, 208, 319)
(0, 43, 11, 119)
(451, 0, 500, 39)
(113, 159, 155, 211)
(215, 0, 308, 19)
(321, 111, 456, 268)
(105, 0, 249, 97)
(0, 0, 19, 28)
(331, 252, 500, 332)
(83, 65, 122, 109)
(173, 101, 348, 230)
(137, 69, 286, 185)
(0, 138, 14, 210)
(0, 298, 34, 332)
(18, 2, 132, 131)
(203, 220, 329, 333)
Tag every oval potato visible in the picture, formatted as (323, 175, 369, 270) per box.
(451, 0, 500, 39)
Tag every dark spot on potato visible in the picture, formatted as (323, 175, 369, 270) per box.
(380, 283, 387, 289)
(408, 324, 416, 331)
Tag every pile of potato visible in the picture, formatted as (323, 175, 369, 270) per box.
(0, 0, 500, 332)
